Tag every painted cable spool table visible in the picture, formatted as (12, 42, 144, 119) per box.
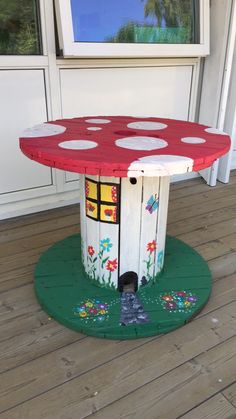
(19, 116, 231, 339)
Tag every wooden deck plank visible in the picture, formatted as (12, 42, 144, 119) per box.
(168, 182, 236, 213)
(167, 205, 236, 237)
(169, 173, 236, 201)
(0, 224, 80, 259)
(168, 194, 236, 224)
(176, 219, 236, 248)
(1, 303, 236, 417)
(87, 336, 236, 419)
(0, 212, 80, 245)
(0, 204, 79, 233)
(223, 382, 236, 408)
(0, 266, 34, 293)
(195, 233, 236, 261)
(180, 393, 236, 419)
(209, 251, 236, 280)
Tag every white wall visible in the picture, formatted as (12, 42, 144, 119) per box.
(0, 70, 52, 195)
(198, 0, 236, 184)
(60, 66, 193, 119)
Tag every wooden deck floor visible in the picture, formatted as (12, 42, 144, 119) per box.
(1, 173, 236, 419)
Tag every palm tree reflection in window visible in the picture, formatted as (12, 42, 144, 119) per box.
(108, 0, 197, 44)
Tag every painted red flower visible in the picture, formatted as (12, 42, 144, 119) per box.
(162, 295, 173, 302)
(88, 246, 95, 256)
(147, 240, 157, 254)
(106, 258, 118, 272)
(88, 203, 95, 212)
(104, 209, 113, 217)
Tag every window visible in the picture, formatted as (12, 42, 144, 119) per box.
(0, 0, 41, 55)
(85, 178, 120, 224)
(55, 0, 209, 57)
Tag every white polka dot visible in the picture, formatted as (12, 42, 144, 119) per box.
(86, 127, 102, 131)
(58, 140, 98, 150)
(116, 136, 168, 151)
(128, 155, 193, 176)
(181, 137, 206, 144)
(127, 121, 168, 130)
(85, 119, 111, 124)
(21, 123, 66, 138)
(205, 127, 227, 135)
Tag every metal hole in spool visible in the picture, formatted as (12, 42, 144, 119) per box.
(130, 178, 137, 185)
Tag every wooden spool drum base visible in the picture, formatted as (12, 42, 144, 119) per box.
(35, 234, 211, 339)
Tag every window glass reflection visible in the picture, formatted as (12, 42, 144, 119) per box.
(0, 0, 41, 55)
(71, 0, 199, 44)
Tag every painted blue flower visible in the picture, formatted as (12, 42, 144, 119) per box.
(100, 238, 113, 252)
(157, 250, 164, 267)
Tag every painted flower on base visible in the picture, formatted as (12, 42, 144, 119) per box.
(143, 240, 157, 282)
(159, 291, 198, 313)
(147, 240, 157, 254)
(106, 258, 118, 285)
(87, 245, 97, 280)
(88, 246, 95, 257)
(73, 299, 109, 323)
(86, 238, 118, 289)
(106, 259, 118, 272)
(100, 238, 113, 252)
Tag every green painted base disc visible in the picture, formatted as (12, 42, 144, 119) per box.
(35, 234, 211, 339)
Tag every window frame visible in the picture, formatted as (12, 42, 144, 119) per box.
(55, 0, 210, 58)
(85, 178, 120, 224)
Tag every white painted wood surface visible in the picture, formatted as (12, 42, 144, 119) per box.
(81, 174, 171, 289)
(84, 175, 100, 282)
(99, 176, 120, 288)
(81, 175, 120, 288)
(155, 176, 170, 274)
(119, 177, 143, 277)
(138, 177, 160, 285)
(79, 175, 87, 267)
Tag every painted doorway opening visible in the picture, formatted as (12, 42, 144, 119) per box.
(118, 271, 138, 292)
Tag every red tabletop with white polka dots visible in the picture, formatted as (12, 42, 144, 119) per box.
(19, 116, 231, 177)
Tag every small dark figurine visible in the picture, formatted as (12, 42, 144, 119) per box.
(141, 276, 148, 287)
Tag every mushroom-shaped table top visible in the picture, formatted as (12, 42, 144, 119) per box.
(20, 116, 231, 177)
(20, 116, 231, 339)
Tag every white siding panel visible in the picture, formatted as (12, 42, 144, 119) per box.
(60, 66, 192, 120)
(0, 70, 52, 194)
(65, 172, 80, 182)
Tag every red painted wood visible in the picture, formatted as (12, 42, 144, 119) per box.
(19, 116, 231, 177)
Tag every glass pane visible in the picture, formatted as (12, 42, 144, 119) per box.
(0, 0, 41, 55)
(71, 0, 199, 44)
